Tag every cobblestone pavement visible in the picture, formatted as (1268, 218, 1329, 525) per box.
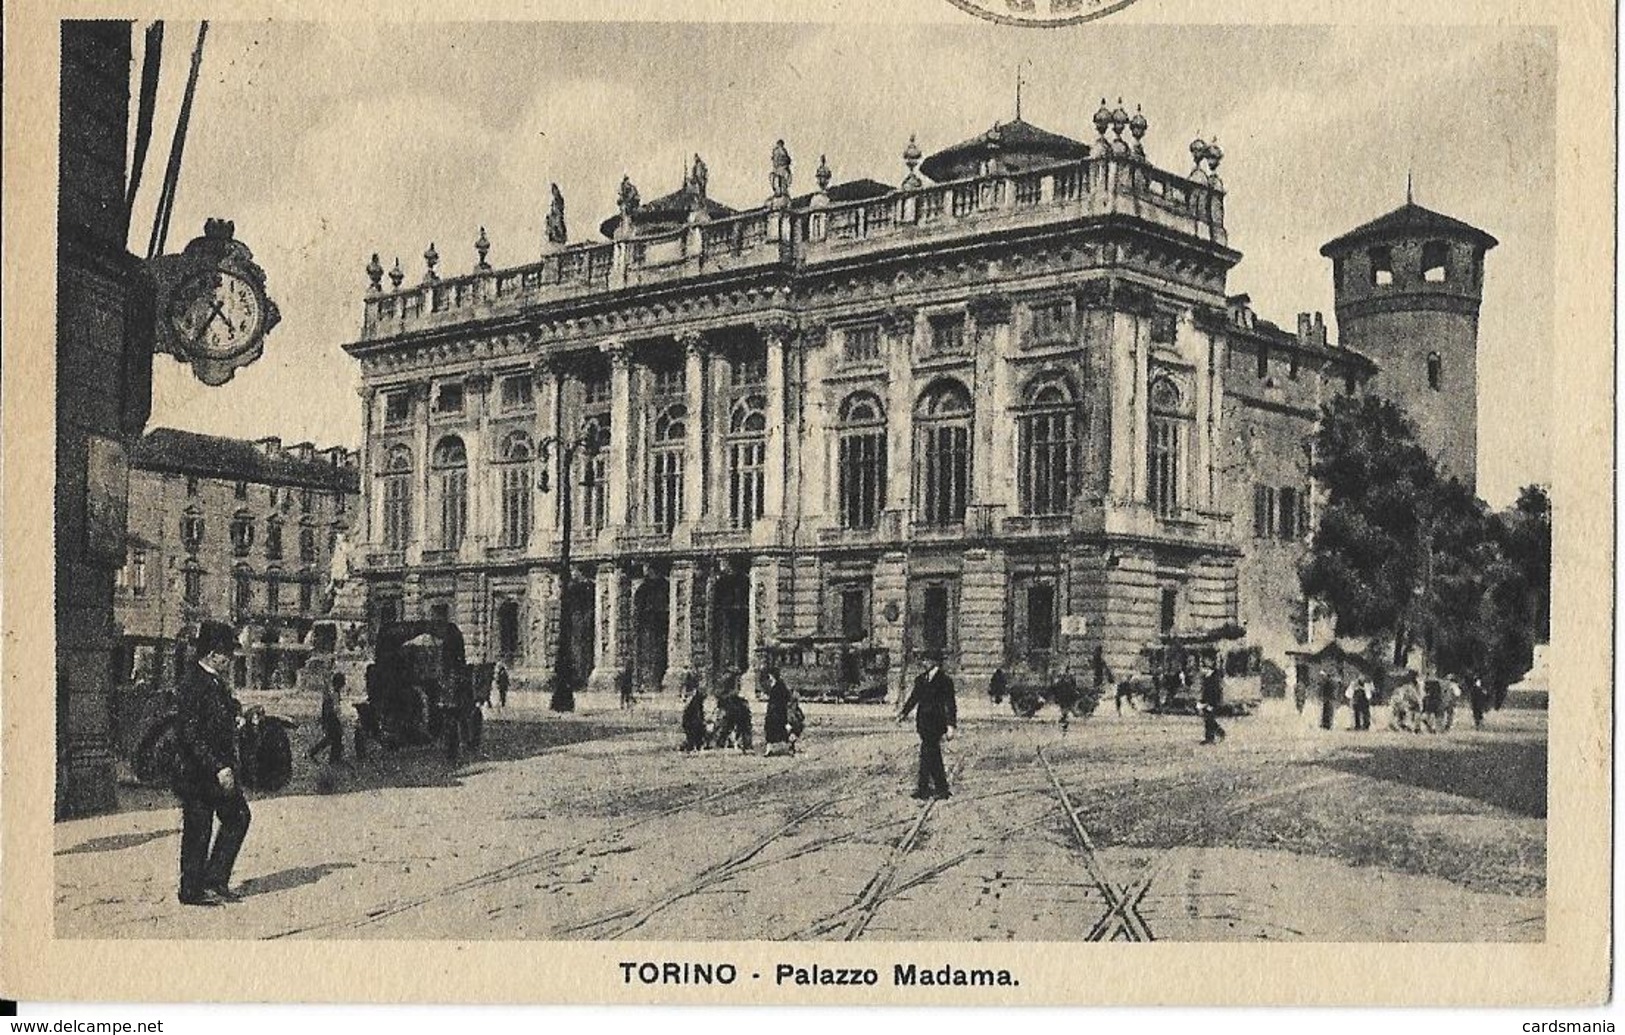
(54, 694, 1546, 941)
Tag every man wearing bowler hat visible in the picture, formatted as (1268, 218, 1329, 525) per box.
(173, 620, 252, 906)
(897, 651, 957, 800)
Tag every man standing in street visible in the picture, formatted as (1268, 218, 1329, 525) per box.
(174, 620, 252, 907)
(306, 671, 347, 765)
(1348, 675, 1374, 731)
(1199, 657, 1227, 745)
(495, 664, 509, 709)
(897, 652, 957, 800)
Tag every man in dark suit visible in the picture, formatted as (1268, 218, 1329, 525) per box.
(897, 653, 957, 800)
(173, 620, 252, 906)
(1198, 657, 1227, 745)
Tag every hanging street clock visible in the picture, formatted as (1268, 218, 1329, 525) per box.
(144, 218, 280, 385)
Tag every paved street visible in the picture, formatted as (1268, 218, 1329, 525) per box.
(55, 694, 1546, 942)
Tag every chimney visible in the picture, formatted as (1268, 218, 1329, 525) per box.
(1296, 312, 1312, 347)
(1312, 311, 1327, 348)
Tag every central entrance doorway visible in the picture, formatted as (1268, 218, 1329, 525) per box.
(710, 567, 750, 679)
(632, 577, 670, 692)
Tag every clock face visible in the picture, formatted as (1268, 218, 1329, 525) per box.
(168, 271, 265, 360)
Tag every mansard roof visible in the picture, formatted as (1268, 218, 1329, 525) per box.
(134, 428, 360, 492)
(1319, 202, 1498, 256)
(793, 178, 895, 208)
(920, 118, 1091, 182)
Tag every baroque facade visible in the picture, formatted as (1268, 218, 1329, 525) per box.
(343, 104, 1468, 698)
(114, 429, 360, 694)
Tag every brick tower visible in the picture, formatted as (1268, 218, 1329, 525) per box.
(1320, 193, 1497, 491)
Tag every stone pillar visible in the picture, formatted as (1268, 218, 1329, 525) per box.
(969, 296, 1013, 508)
(872, 550, 909, 702)
(603, 340, 632, 530)
(410, 381, 431, 563)
(524, 566, 558, 688)
(1106, 309, 1142, 504)
(882, 307, 917, 520)
(588, 564, 628, 693)
(681, 333, 707, 525)
(959, 546, 1007, 689)
(662, 559, 697, 694)
(742, 555, 782, 695)
(532, 360, 561, 547)
(762, 323, 789, 524)
(466, 370, 492, 559)
(359, 386, 377, 547)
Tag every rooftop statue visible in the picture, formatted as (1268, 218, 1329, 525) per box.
(687, 153, 709, 200)
(617, 174, 641, 218)
(545, 183, 568, 246)
(769, 139, 792, 198)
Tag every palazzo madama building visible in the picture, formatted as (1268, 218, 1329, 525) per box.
(343, 102, 1492, 699)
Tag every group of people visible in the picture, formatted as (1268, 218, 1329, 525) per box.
(679, 668, 805, 755)
(1315, 672, 1378, 731)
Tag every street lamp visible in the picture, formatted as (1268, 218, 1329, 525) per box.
(538, 420, 603, 713)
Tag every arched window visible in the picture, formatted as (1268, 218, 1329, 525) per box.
(381, 445, 413, 552)
(580, 415, 610, 531)
(649, 404, 687, 533)
(433, 436, 468, 550)
(265, 515, 284, 561)
(1018, 376, 1080, 515)
(728, 394, 767, 529)
(1427, 351, 1443, 391)
(230, 509, 254, 557)
(837, 392, 887, 530)
(915, 380, 973, 526)
(497, 431, 533, 548)
(180, 507, 205, 553)
(1147, 375, 1189, 518)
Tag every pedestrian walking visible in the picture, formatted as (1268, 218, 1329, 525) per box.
(763, 667, 799, 756)
(1051, 669, 1080, 733)
(1319, 672, 1339, 731)
(306, 672, 347, 764)
(1469, 674, 1490, 728)
(897, 653, 957, 800)
(1199, 657, 1227, 744)
(495, 664, 509, 709)
(618, 668, 635, 710)
(173, 620, 252, 907)
(1347, 676, 1373, 731)
(987, 667, 1008, 706)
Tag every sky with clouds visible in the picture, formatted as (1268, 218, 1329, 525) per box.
(132, 21, 1554, 507)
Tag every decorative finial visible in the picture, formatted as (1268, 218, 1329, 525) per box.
(902, 134, 923, 190)
(1093, 98, 1112, 138)
(1189, 138, 1210, 181)
(1015, 65, 1022, 121)
(1406, 170, 1414, 205)
(770, 139, 793, 199)
(475, 227, 491, 271)
(388, 257, 404, 290)
(366, 252, 384, 294)
(816, 154, 832, 192)
(423, 242, 440, 283)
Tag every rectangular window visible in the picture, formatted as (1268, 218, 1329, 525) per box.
(1278, 486, 1300, 540)
(300, 526, 318, 563)
(501, 375, 533, 411)
(383, 475, 411, 551)
(1253, 485, 1276, 538)
(839, 585, 869, 641)
(1029, 300, 1074, 344)
(582, 451, 609, 531)
(1422, 240, 1450, 283)
(231, 518, 254, 557)
(440, 470, 468, 549)
(299, 581, 315, 614)
(435, 382, 465, 415)
(186, 475, 199, 497)
(1159, 586, 1177, 635)
(1369, 246, 1394, 287)
(651, 451, 683, 533)
(583, 376, 611, 406)
(265, 521, 283, 561)
(1148, 418, 1181, 518)
(730, 355, 767, 387)
(844, 324, 881, 363)
(838, 432, 886, 530)
(729, 440, 766, 529)
(129, 548, 147, 596)
(921, 424, 970, 526)
(183, 568, 203, 606)
(266, 576, 281, 614)
(233, 571, 252, 614)
(1027, 583, 1056, 653)
(929, 313, 965, 354)
(500, 464, 533, 547)
(181, 515, 204, 551)
(234, 480, 248, 499)
(384, 391, 411, 425)
(1256, 345, 1269, 379)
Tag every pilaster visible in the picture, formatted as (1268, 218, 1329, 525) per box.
(603, 340, 632, 530)
(533, 360, 561, 544)
(410, 381, 431, 564)
(681, 333, 707, 525)
(588, 564, 629, 693)
(662, 559, 698, 694)
(762, 323, 789, 522)
(882, 306, 917, 518)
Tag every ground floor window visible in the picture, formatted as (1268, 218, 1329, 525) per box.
(496, 598, 521, 658)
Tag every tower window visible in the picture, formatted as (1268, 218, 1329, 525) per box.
(1369, 246, 1393, 287)
(1422, 241, 1449, 283)
(1427, 352, 1443, 391)
(1256, 345, 1269, 379)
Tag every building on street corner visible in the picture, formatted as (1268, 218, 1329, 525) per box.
(342, 102, 1489, 699)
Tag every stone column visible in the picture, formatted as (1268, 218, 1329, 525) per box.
(761, 322, 789, 525)
(588, 564, 628, 694)
(603, 340, 632, 531)
(872, 550, 909, 702)
(410, 381, 431, 564)
(741, 555, 781, 695)
(532, 359, 560, 548)
(882, 307, 917, 522)
(466, 370, 492, 559)
(662, 559, 697, 694)
(969, 296, 1013, 509)
(358, 386, 377, 547)
(524, 566, 558, 688)
(681, 333, 707, 525)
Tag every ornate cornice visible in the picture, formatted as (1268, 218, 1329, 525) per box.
(967, 293, 1012, 325)
(881, 305, 917, 337)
